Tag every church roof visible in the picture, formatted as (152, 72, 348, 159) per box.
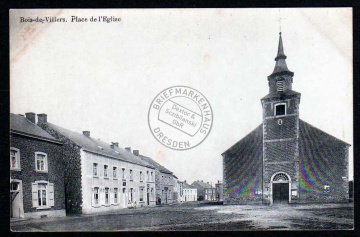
(261, 89, 301, 100)
(269, 33, 294, 78)
(10, 113, 60, 143)
(222, 119, 349, 156)
(299, 119, 350, 147)
(222, 124, 263, 156)
(46, 122, 154, 168)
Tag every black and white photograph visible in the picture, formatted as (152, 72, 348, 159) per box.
(9, 8, 353, 231)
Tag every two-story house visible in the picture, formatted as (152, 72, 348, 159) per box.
(10, 113, 65, 219)
(37, 113, 156, 214)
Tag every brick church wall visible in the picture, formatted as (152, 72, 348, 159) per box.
(298, 121, 349, 203)
(222, 125, 263, 204)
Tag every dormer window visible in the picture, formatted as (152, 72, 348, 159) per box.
(275, 103, 286, 116)
(277, 80, 284, 92)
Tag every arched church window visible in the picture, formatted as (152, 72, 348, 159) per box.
(273, 173, 289, 182)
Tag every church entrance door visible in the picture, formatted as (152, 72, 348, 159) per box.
(271, 172, 290, 205)
(273, 183, 289, 204)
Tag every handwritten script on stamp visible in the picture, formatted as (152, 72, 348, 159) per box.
(148, 86, 213, 150)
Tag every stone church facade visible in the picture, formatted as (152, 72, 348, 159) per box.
(222, 33, 350, 205)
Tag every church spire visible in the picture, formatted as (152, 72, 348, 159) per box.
(269, 32, 294, 78)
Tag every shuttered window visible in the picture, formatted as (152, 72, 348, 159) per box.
(277, 80, 284, 92)
(31, 182, 54, 208)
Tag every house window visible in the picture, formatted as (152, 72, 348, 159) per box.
(104, 165, 108, 178)
(93, 163, 98, 176)
(31, 181, 54, 208)
(35, 152, 48, 172)
(113, 167, 117, 178)
(93, 187, 99, 205)
(147, 171, 149, 181)
(38, 184, 47, 206)
(140, 171, 143, 182)
(10, 148, 20, 170)
(139, 188, 144, 202)
(130, 170, 133, 181)
(122, 168, 125, 179)
(151, 172, 153, 181)
(275, 103, 286, 116)
(114, 188, 118, 204)
(105, 188, 109, 204)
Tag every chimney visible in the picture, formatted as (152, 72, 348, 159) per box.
(111, 142, 119, 147)
(133, 150, 139, 156)
(37, 114, 47, 124)
(110, 144, 114, 149)
(125, 147, 131, 152)
(83, 131, 90, 137)
(25, 112, 36, 123)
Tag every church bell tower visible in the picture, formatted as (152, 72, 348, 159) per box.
(261, 33, 301, 204)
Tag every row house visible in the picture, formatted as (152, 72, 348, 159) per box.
(135, 152, 178, 205)
(191, 180, 215, 201)
(10, 113, 66, 219)
(181, 181, 197, 202)
(37, 114, 156, 214)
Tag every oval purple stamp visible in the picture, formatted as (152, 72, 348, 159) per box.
(148, 86, 213, 150)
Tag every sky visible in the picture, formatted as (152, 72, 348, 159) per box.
(10, 8, 353, 184)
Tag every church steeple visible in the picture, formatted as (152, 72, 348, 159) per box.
(270, 32, 294, 78)
(266, 33, 295, 94)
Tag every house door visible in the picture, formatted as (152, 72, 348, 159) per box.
(10, 181, 24, 218)
(273, 183, 289, 204)
(147, 188, 150, 205)
(122, 188, 127, 208)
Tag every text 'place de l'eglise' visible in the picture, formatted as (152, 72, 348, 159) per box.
(10, 33, 350, 219)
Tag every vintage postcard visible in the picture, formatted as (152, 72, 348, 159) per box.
(10, 8, 353, 231)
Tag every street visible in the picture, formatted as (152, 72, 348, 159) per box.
(11, 202, 353, 231)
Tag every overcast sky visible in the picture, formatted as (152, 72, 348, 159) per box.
(10, 8, 353, 184)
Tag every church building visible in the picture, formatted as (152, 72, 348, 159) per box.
(222, 33, 350, 205)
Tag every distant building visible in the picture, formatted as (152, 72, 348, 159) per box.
(222, 33, 350, 205)
(181, 181, 197, 202)
(37, 114, 156, 214)
(191, 180, 215, 201)
(10, 113, 66, 219)
(136, 151, 177, 205)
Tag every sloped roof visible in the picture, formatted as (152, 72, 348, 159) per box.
(10, 113, 60, 143)
(191, 180, 213, 189)
(138, 154, 173, 174)
(183, 182, 196, 189)
(299, 119, 350, 146)
(46, 122, 154, 168)
(261, 89, 300, 100)
(222, 124, 263, 155)
(222, 119, 349, 156)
